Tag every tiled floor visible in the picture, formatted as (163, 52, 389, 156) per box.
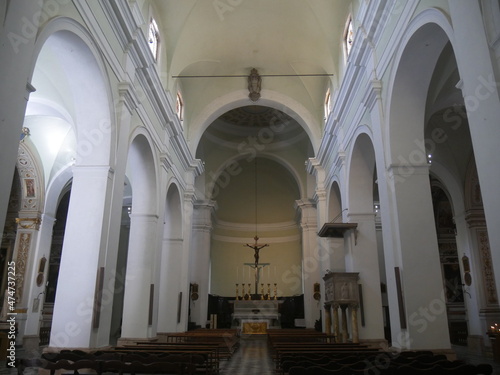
(220, 334, 274, 374)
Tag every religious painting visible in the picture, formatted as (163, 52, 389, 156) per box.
(25, 178, 35, 197)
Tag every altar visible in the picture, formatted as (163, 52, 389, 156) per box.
(230, 300, 281, 332)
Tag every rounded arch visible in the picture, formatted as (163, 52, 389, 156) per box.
(30, 17, 115, 168)
(327, 179, 343, 222)
(127, 132, 158, 215)
(429, 160, 466, 220)
(187, 89, 321, 155)
(164, 181, 184, 239)
(385, 9, 454, 164)
(43, 165, 74, 217)
(345, 130, 376, 214)
(207, 151, 305, 201)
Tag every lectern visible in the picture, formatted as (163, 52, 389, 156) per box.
(323, 272, 360, 343)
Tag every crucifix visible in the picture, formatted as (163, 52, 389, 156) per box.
(244, 235, 269, 295)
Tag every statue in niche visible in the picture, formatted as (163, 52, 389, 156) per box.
(248, 68, 262, 102)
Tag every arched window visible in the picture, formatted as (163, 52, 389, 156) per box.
(344, 17, 354, 57)
(324, 89, 331, 120)
(176, 92, 184, 122)
(148, 17, 160, 60)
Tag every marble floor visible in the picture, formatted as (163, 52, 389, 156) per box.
(220, 334, 274, 375)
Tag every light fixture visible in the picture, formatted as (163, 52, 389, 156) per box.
(244, 158, 269, 295)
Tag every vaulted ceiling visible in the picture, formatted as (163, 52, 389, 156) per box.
(153, 0, 355, 136)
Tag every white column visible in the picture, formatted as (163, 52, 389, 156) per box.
(449, 1, 500, 294)
(99, 83, 137, 346)
(10, 216, 41, 346)
(295, 199, 320, 328)
(23, 214, 55, 347)
(121, 213, 158, 339)
(0, 0, 41, 234)
(387, 165, 450, 350)
(346, 212, 385, 341)
(189, 200, 216, 328)
(50, 166, 114, 348)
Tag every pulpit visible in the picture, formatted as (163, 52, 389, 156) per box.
(231, 300, 281, 333)
(323, 272, 360, 343)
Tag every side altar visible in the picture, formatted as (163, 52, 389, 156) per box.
(230, 300, 281, 333)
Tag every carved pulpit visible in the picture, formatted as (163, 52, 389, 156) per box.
(323, 272, 360, 343)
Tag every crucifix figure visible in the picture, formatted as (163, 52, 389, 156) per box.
(244, 235, 269, 294)
(245, 235, 269, 268)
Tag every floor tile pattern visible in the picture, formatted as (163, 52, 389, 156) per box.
(220, 335, 274, 375)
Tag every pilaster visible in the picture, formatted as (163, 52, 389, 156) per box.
(295, 199, 320, 328)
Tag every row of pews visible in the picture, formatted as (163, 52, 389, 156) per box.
(269, 329, 493, 375)
(17, 329, 239, 375)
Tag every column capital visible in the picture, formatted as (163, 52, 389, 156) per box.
(295, 199, 317, 229)
(294, 199, 316, 211)
(118, 81, 140, 114)
(346, 212, 376, 222)
(387, 163, 430, 178)
(15, 216, 41, 230)
(313, 189, 327, 204)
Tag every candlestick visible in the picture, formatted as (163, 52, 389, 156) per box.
(274, 283, 277, 300)
(261, 283, 265, 299)
(236, 283, 239, 300)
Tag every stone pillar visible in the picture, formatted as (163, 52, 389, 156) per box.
(50, 166, 117, 348)
(386, 165, 450, 349)
(189, 200, 216, 328)
(345, 212, 384, 341)
(332, 303, 340, 342)
(121, 213, 158, 339)
(449, 1, 500, 294)
(324, 303, 332, 336)
(351, 303, 359, 344)
(23, 214, 56, 351)
(295, 200, 320, 328)
(10, 216, 41, 346)
(341, 305, 348, 342)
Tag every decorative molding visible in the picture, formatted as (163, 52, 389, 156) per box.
(17, 144, 43, 212)
(15, 232, 32, 303)
(15, 217, 41, 230)
(118, 82, 140, 113)
(212, 233, 301, 244)
(214, 219, 296, 233)
(478, 229, 498, 306)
